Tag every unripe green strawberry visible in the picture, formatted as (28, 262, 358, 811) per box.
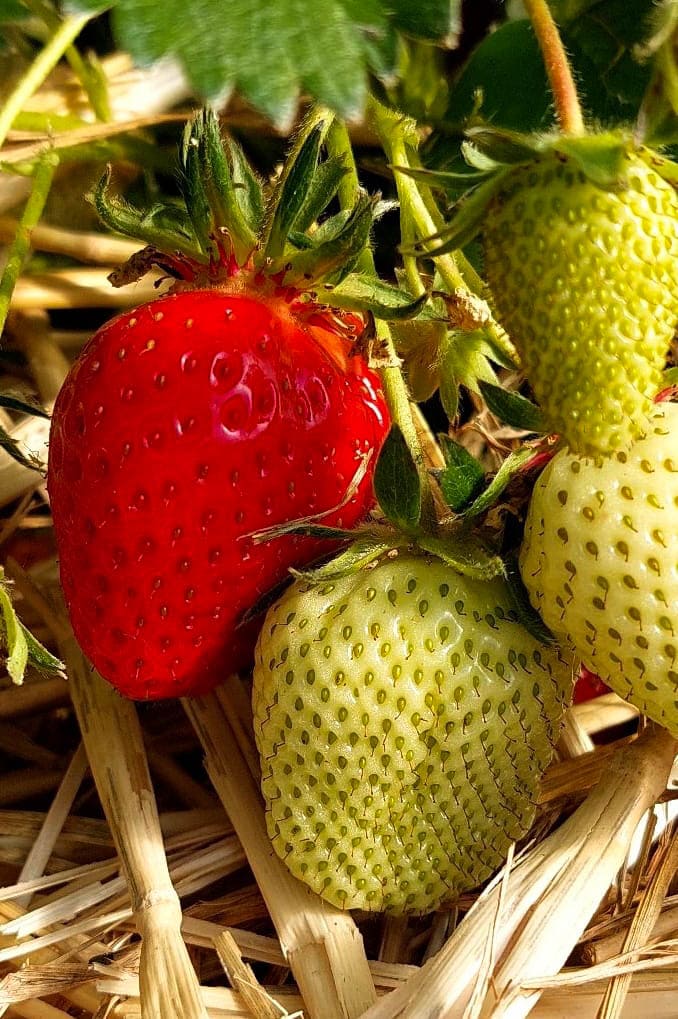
(483, 149, 678, 456)
(252, 552, 571, 914)
(520, 402, 678, 734)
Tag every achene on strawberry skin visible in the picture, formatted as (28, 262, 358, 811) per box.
(49, 290, 388, 699)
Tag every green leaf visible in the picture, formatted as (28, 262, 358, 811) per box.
(0, 0, 30, 21)
(0, 582, 27, 685)
(663, 366, 678, 386)
(323, 274, 430, 320)
(463, 447, 535, 519)
(478, 381, 545, 433)
(437, 435, 485, 512)
(290, 534, 391, 582)
(416, 532, 505, 580)
(374, 424, 422, 532)
(388, 0, 461, 44)
(64, 0, 457, 128)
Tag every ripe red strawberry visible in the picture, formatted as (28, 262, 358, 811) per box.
(48, 288, 388, 699)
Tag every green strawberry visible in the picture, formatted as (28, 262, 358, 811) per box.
(252, 552, 572, 914)
(483, 147, 678, 456)
(520, 401, 678, 734)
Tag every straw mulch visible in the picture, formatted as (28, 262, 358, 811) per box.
(1, 55, 678, 1019)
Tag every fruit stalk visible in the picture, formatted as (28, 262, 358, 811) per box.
(523, 0, 585, 134)
(368, 96, 517, 367)
(326, 115, 439, 534)
(0, 154, 59, 337)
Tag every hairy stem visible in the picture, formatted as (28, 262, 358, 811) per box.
(524, 0, 585, 135)
(370, 96, 518, 367)
(0, 154, 59, 339)
(0, 13, 92, 149)
(326, 116, 438, 535)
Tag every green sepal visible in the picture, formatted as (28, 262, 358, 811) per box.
(390, 162, 492, 190)
(92, 167, 203, 262)
(293, 156, 350, 234)
(224, 136, 265, 238)
(322, 274, 430, 321)
(462, 447, 535, 519)
(439, 331, 499, 421)
(463, 125, 545, 166)
(0, 569, 63, 683)
(0, 387, 49, 420)
(0, 586, 27, 686)
(410, 170, 512, 256)
(645, 148, 678, 185)
(436, 435, 485, 511)
(262, 121, 327, 264)
(290, 534, 392, 583)
(504, 555, 558, 647)
(20, 622, 66, 675)
(181, 117, 215, 253)
(554, 133, 630, 187)
(416, 532, 505, 581)
(283, 191, 374, 285)
(374, 424, 422, 533)
(478, 381, 545, 433)
(249, 523, 356, 545)
(186, 109, 260, 261)
(662, 366, 678, 386)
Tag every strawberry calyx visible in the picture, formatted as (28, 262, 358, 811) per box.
(93, 107, 426, 327)
(408, 128, 678, 259)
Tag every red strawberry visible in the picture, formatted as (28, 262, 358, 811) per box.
(48, 289, 388, 699)
(572, 666, 609, 706)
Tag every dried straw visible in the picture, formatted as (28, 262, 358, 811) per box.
(359, 725, 677, 1018)
(62, 635, 209, 1019)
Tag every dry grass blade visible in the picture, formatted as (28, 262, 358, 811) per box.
(11, 269, 164, 311)
(0, 218, 141, 265)
(597, 823, 678, 1018)
(63, 636, 208, 1019)
(214, 929, 281, 1019)
(14, 742, 88, 908)
(360, 726, 676, 1019)
(185, 691, 377, 1019)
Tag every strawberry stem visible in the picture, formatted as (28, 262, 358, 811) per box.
(524, 0, 585, 135)
(325, 116, 439, 536)
(368, 97, 517, 365)
(0, 153, 59, 339)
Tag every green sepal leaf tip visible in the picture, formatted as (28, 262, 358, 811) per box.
(478, 381, 545, 434)
(436, 435, 485, 512)
(374, 424, 422, 532)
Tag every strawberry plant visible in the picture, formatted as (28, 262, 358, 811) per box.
(1, 2, 678, 1015)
